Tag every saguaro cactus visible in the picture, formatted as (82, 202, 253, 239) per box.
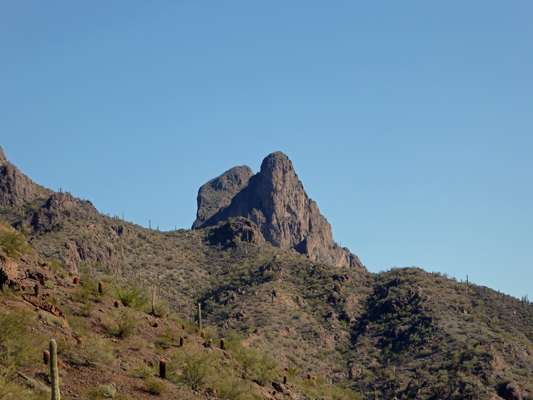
(98, 281, 104, 294)
(197, 303, 202, 332)
(49, 339, 61, 400)
(220, 338, 226, 350)
(35, 283, 40, 296)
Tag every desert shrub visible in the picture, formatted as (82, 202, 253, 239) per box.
(0, 229, 32, 257)
(112, 282, 147, 308)
(328, 385, 359, 400)
(224, 332, 278, 385)
(0, 308, 43, 379)
(78, 301, 95, 317)
(249, 351, 278, 386)
(37, 310, 67, 328)
(151, 299, 169, 317)
(133, 363, 153, 379)
(48, 258, 67, 278)
(86, 384, 116, 399)
(0, 285, 17, 297)
(157, 327, 180, 349)
(0, 376, 48, 400)
(217, 374, 251, 400)
(82, 336, 115, 365)
(170, 348, 217, 390)
(144, 378, 167, 395)
(104, 308, 139, 338)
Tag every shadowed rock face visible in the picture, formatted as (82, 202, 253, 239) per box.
(192, 165, 253, 229)
(193, 152, 364, 269)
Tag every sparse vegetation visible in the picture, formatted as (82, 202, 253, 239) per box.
(144, 378, 167, 395)
(170, 348, 216, 390)
(0, 229, 32, 257)
(103, 308, 139, 338)
(1, 161, 533, 399)
(112, 282, 147, 308)
(0, 308, 43, 379)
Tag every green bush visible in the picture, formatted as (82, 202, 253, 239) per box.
(112, 282, 147, 308)
(0, 376, 48, 400)
(145, 299, 169, 318)
(133, 363, 152, 379)
(217, 375, 251, 400)
(0, 229, 32, 257)
(144, 378, 167, 395)
(86, 384, 116, 399)
(170, 348, 216, 390)
(0, 308, 44, 379)
(105, 309, 139, 338)
(157, 327, 180, 349)
(249, 351, 278, 386)
(82, 336, 115, 365)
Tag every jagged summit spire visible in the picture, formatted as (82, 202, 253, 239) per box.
(192, 152, 364, 269)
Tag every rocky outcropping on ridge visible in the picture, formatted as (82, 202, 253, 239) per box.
(192, 165, 253, 229)
(0, 146, 53, 207)
(193, 152, 364, 269)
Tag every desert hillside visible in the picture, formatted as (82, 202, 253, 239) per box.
(1, 147, 532, 400)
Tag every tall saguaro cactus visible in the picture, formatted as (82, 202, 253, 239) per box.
(197, 303, 202, 332)
(49, 339, 61, 400)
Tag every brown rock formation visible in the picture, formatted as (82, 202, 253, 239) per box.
(0, 253, 20, 287)
(0, 146, 53, 207)
(192, 165, 253, 229)
(207, 217, 264, 248)
(193, 152, 364, 269)
(31, 191, 98, 233)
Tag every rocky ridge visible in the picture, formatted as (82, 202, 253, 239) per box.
(193, 152, 363, 269)
(0, 146, 53, 207)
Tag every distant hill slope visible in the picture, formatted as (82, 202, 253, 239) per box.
(1, 144, 533, 399)
(193, 151, 363, 269)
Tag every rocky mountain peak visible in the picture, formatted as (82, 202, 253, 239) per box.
(193, 152, 364, 269)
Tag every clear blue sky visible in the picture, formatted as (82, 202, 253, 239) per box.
(1, 2, 532, 299)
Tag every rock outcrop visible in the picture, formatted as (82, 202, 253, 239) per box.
(31, 191, 98, 233)
(193, 152, 364, 269)
(207, 217, 264, 248)
(192, 166, 253, 229)
(0, 146, 53, 207)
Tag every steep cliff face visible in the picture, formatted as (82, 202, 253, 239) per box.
(0, 146, 53, 207)
(193, 152, 364, 269)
